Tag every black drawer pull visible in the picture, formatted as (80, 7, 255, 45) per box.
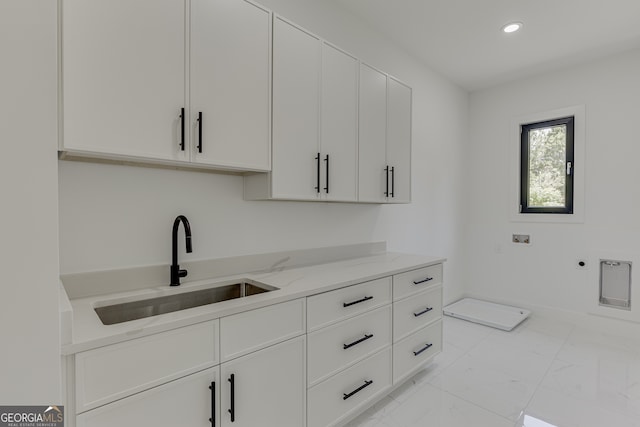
(343, 295, 373, 307)
(343, 333, 373, 350)
(179, 107, 185, 151)
(324, 154, 329, 194)
(384, 166, 389, 197)
(228, 374, 235, 422)
(390, 166, 395, 198)
(315, 153, 321, 193)
(413, 343, 433, 356)
(208, 381, 215, 426)
(413, 307, 433, 317)
(343, 380, 373, 400)
(197, 111, 203, 153)
(413, 277, 434, 285)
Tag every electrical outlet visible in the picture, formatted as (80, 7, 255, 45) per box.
(576, 259, 588, 270)
(512, 234, 530, 244)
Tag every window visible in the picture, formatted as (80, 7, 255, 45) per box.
(520, 116, 574, 214)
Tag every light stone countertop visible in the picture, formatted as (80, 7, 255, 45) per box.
(62, 252, 445, 355)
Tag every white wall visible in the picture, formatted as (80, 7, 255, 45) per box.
(58, 0, 468, 304)
(0, 1, 60, 403)
(466, 48, 640, 321)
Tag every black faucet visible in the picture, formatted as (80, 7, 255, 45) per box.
(170, 215, 192, 286)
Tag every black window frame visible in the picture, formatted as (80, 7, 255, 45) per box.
(520, 116, 575, 214)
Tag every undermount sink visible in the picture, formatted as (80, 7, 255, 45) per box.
(94, 280, 277, 325)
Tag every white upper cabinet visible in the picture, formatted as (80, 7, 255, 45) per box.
(320, 43, 359, 202)
(244, 18, 359, 202)
(358, 64, 388, 203)
(386, 77, 412, 203)
(62, 1, 411, 198)
(270, 17, 321, 200)
(61, 0, 272, 172)
(358, 65, 412, 203)
(190, 0, 271, 171)
(62, 0, 187, 162)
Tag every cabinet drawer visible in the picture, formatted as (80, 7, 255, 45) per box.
(308, 305, 391, 387)
(76, 320, 218, 413)
(393, 264, 442, 301)
(393, 319, 442, 385)
(77, 367, 219, 427)
(393, 286, 442, 342)
(307, 347, 392, 427)
(307, 277, 391, 331)
(220, 298, 305, 362)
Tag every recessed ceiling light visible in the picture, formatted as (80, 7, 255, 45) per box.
(502, 22, 523, 34)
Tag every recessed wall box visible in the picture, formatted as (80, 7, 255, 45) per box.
(599, 259, 631, 310)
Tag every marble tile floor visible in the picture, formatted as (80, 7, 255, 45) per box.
(345, 313, 640, 427)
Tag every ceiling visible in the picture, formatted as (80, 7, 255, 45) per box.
(326, 0, 640, 91)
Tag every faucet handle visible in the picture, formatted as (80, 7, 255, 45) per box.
(170, 265, 188, 286)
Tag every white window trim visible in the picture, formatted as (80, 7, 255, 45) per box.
(509, 105, 585, 223)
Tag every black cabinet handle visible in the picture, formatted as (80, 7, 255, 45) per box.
(315, 153, 321, 193)
(384, 166, 389, 197)
(208, 381, 215, 426)
(179, 107, 185, 151)
(413, 343, 433, 356)
(413, 307, 433, 317)
(324, 154, 329, 194)
(413, 277, 434, 285)
(228, 374, 235, 422)
(197, 111, 203, 153)
(343, 380, 373, 400)
(390, 166, 395, 198)
(343, 333, 373, 350)
(343, 295, 373, 307)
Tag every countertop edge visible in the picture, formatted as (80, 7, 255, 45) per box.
(62, 253, 446, 355)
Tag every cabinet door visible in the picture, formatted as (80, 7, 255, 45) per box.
(76, 367, 219, 427)
(386, 77, 412, 203)
(220, 336, 305, 427)
(358, 64, 388, 203)
(320, 43, 358, 202)
(272, 17, 321, 200)
(62, 0, 187, 162)
(191, 0, 271, 171)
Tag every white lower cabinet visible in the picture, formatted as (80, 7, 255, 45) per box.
(393, 320, 443, 385)
(220, 336, 306, 427)
(220, 298, 305, 362)
(393, 286, 442, 342)
(392, 266, 444, 386)
(306, 278, 394, 427)
(76, 367, 219, 427)
(393, 264, 443, 301)
(307, 347, 392, 427)
(307, 305, 392, 387)
(306, 277, 392, 332)
(75, 321, 218, 413)
(69, 263, 444, 427)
